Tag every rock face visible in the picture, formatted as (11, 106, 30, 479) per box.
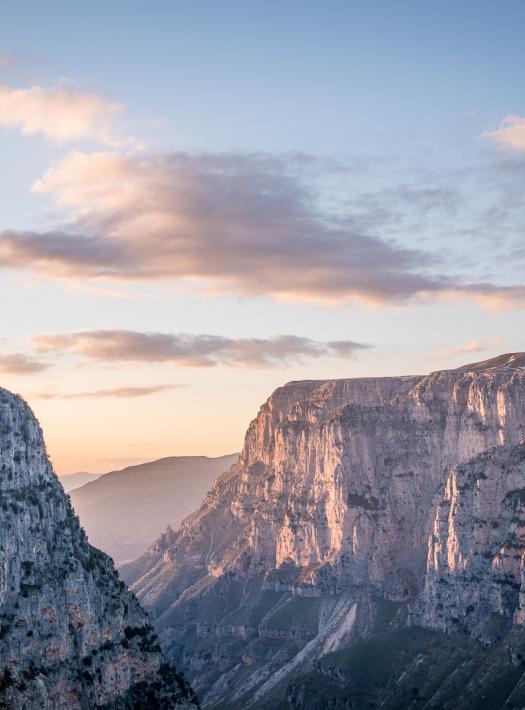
(415, 442, 525, 631)
(0, 387, 198, 709)
(122, 353, 525, 708)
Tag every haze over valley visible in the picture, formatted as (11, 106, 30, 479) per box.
(68, 454, 238, 564)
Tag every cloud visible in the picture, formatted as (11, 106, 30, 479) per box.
(34, 384, 184, 399)
(0, 353, 49, 374)
(483, 116, 525, 154)
(0, 151, 463, 306)
(32, 329, 371, 368)
(453, 284, 525, 312)
(0, 150, 523, 308)
(439, 336, 503, 359)
(0, 85, 121, 141)
(0, 51, 22, 69)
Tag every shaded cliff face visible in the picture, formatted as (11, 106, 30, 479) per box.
(0, 388, 198, 709)
(416, 442, 525, 633)
(122, 353, 525, 708)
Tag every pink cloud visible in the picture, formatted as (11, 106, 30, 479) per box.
(0, 151, 524, 309)
(483, 116, 525, 153)
(0, 84, 121, 141)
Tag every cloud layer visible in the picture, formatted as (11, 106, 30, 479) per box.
(0, 151, 491, 306)
(0, 85, 120, 141)
(35, 384, 183, 399)
(33, 329, 371, 368)
(0, 353, 49, 374)
(439, 336, 503, 360)
(0, 148, 522, 308)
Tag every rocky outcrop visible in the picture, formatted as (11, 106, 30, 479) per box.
(0, 387, 198, 709)
(415, 442, 525, 633)
(122, 353, 525, 708)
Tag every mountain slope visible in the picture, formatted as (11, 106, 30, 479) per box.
(70, 455, 238, 564)
(0, 386, 198, 709)
(59, 472, 101, 493)
(122, 353, 525, 708)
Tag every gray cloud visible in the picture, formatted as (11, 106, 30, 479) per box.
(0, 152, 461, 306)
(33, 330, 371, 368)
(0, 150, 522, 308)
(0, 353, 50, 374)
(34, 384, 185, 399)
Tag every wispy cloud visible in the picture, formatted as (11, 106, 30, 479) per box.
(439, 336, 503, 360)
(32, 329, 371, 367)
(0, 84, 121, 141)
(34, 383, 185, 399)
(483, 116, 525, 154)
(0, 352, 50, 374)
(0, 51, 25, 69)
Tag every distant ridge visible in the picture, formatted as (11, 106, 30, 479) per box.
(70, 453, 238, 564)
(59, 471, 101, 492)
(455, 351, 525, 371)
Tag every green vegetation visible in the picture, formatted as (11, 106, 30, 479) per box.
(259, 594, 322, 637)
(277, 623, 525, 710)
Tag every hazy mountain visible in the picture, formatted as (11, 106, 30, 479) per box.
(122, 353, 525, 709)
(70, 454, 238, 564)
(58, 470, 101, 492)
(0, 386, 197, 708)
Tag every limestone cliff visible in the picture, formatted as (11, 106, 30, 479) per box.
(0, 387, 198, 709)
(122, 353, 525, 709)
(415, 442, 525, 632)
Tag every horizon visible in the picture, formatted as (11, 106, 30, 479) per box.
(57, 450, 241, 477)
(1, 1, 525, 473)
(40, 349, 525, 475)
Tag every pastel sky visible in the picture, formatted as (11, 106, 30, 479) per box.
(1, 1, 524, 474)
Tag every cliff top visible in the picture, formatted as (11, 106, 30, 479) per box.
(454, 352, 525, 371)
(280, 352, 525, 390)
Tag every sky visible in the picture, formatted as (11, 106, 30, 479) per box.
(1, 1, 524, 474)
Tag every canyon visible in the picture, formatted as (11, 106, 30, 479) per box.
(122, 353, 525, 708)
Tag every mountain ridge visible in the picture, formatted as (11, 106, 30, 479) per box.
(454, 351, 525, 371)
(59, 472, 100, 493)
(70, 454, 238, 564)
